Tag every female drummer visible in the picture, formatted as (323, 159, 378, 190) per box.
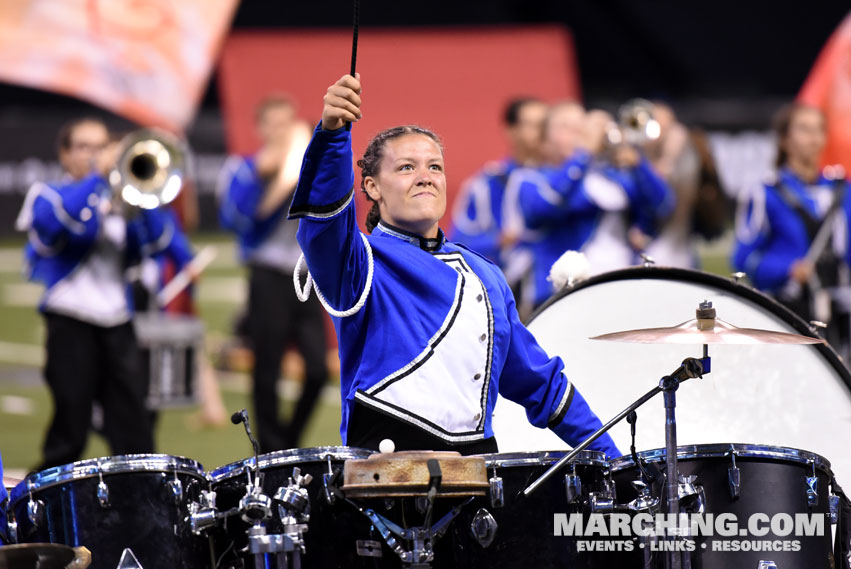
(733, 103, 851, 354)
(288, 74, 620, 457)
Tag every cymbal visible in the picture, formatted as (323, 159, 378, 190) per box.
(0, 543, 75, 569)
(591, 317, 825, 345)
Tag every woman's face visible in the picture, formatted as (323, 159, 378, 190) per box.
(365, 134, 446, 238)
(783, 107, 826, 166)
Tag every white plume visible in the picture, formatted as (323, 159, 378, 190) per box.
(548, 250, 591, 291)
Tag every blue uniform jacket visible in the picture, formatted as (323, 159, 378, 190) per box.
(448, 158, 517, 264)
(218, 155, 289, 262)
(518, 154, 675, 306)
(22, 174, 192, 312)
(733, 168, 851, 294)
(288, 124, 619, 456)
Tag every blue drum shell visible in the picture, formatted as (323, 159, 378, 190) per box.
(10, 455, 209, 569)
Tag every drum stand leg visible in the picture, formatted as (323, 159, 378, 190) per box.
(662, 375, 682, 569)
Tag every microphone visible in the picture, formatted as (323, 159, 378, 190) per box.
(231, 408, 261, 485)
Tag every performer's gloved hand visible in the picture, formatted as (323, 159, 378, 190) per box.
(322, 73, 363, 131)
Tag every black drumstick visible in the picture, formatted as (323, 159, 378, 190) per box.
(346, 0, 360, 131)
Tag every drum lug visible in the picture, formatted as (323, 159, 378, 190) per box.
(565, 466, 582, 504)
(806, 460, 819, 507)
(356, 540, 384, 558)
(166, 472, 183, 504)
(728, 453, 741, 500)
(830, 494, 841, 524)
(489, 471, 504, 509)
(26, 497, 44, 527)
(806, 476, 819, 507)
(469, 508, 498, 548)
(95, 463, 110, 509)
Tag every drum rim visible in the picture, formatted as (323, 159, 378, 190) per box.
(210, 446, 373, 482)
(9, 453, 205, 505)
(528, 266, 851, 391)
(479, 449, 608, 468)
(609, 443, 832, 472)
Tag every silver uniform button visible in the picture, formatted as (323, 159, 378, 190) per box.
(480, 334, 487, 342)
(477, 294, 483, 302)
(87, 193, 99, 207)
(80, 207, 92, 222)
(473, 413, 481, 422)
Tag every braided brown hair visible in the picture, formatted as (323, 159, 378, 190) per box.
(357, 125, 444, 232)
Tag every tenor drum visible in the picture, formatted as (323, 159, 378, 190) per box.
(492, 267, 851, 484)
(442, 450, 612, 569)
(610, 444, 835, 568)
(9, 454, 209, 569)
(210, 446, 379, 568)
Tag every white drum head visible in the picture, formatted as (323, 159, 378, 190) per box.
(492, 267, 851, 485)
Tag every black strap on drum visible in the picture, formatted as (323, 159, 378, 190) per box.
(831, 475, 851, 569)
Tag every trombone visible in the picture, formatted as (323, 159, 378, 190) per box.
(108, 128, 188, 211)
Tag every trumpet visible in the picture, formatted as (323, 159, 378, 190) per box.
(605, 98, 662, 147)
(108, 128, 188, 211)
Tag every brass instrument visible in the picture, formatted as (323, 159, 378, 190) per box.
(108, 128, 187, 210)
(605, 98, 661, 147)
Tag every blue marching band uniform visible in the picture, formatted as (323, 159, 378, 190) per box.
(288, 124, 620, 457)
(516, 151, 675, 308)
(16, 173, 192, 470)
(733, 166, 851, 350)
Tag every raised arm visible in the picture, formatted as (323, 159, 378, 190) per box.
(288, 75, 371, 313)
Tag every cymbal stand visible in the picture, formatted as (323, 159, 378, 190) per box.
(523, 346, 711, 569)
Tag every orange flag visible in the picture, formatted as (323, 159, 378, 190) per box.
(0, 0, 239, 132)
(798, 12, 851, 173)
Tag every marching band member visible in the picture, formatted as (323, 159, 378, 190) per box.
(288, 74, 620, 457)
(734, 103, 851, 355)
(218, 96, 330, 452)
(517, 104, 676, 308)
(449, 97, 548, 267)
(15, 118, 187, 471)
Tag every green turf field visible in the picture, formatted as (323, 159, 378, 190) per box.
(0, 232, 733, 477)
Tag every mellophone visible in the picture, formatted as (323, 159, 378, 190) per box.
(1, 267, 849, 569)
(0, 443, 840, 568)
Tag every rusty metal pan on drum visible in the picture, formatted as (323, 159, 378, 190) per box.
(609, 443, 832, 472)
(9, 453, 204, 502)
(209, 446, 372, 482)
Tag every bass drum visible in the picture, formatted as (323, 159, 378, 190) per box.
(492, 267, 851, 484)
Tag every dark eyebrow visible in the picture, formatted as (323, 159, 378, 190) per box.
(393, 155, 443, 163)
